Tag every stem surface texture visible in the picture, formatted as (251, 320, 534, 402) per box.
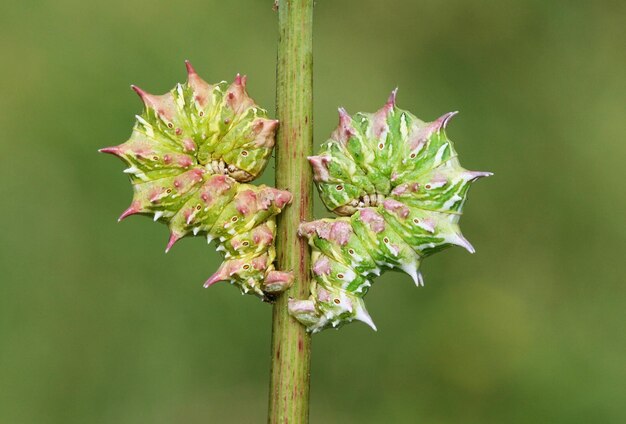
(268, 0, 314, 422)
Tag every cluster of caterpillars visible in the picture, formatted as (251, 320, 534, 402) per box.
(289, 91, 491, 332)
(101, 62, 293, 300)
(101, 65, 490, 332)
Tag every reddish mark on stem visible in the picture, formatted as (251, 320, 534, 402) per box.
(298, 337, 303, 352)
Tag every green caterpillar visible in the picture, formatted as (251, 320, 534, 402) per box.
(101, 62, 293, 299)
(289, 91, 491, 332)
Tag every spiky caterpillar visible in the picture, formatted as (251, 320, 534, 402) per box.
(289, 91, 491, 332)
(101, 61, 293, 299)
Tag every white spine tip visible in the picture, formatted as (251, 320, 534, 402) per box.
(338, 107, 350, 120)
(466, 170, 494, 180)
(354, 302, 377, 331)
(387, 87, 398, 105)
(442, 111, 459, 129)
(402, 261, 421, 287)
(454, 233, 475, 254)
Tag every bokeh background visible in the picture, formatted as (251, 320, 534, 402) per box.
(1, 0, 624, 422)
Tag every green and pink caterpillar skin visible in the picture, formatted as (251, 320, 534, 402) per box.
(101, 62, 293, 300)
(289, 90, 491, 332)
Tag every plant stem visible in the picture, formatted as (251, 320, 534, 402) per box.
(268, 0, 314, 422)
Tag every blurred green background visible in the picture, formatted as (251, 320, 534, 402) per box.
(1, 0, 624, 422)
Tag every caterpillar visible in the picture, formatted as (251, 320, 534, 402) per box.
(289, 90, 491, 332)
(100, 61, 293, 300)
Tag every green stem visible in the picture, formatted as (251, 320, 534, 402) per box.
(268, 0, 314, 422)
